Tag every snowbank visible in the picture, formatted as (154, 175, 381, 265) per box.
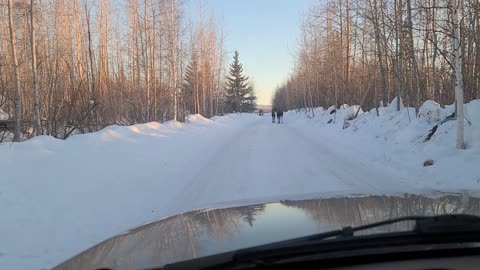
(285, 99, 480, 191)
(418, 100, 443, 124)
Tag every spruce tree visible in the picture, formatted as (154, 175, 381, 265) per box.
(182, 53, 200, 114)
(225, 51, 256, 113)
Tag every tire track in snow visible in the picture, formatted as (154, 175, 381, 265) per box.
(167, 115, 399, 213)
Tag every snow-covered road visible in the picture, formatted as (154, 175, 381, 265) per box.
(168, 115, 410, 212)
(0, 112, 477, 270)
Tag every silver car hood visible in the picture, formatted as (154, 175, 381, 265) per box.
(54, 193, 480, 270)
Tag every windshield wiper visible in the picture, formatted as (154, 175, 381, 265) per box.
(235, 214, 480, 257)
(259, 214, 480, 246)
(161, 214, 480, 270)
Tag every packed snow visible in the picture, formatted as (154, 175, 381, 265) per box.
(1, 100, 479, 269)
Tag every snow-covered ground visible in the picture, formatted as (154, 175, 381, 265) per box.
(1, 100, 479, 270)
(285, 99, 480, 191)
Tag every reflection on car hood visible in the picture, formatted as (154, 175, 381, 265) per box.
(53, 192, 480, 270)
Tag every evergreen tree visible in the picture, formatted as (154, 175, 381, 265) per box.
(182, 52, 200, 114)
(224, 51, 256, 113)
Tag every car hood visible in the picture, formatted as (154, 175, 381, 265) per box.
(53, 192, 480, 270)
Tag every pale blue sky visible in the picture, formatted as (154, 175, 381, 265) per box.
(186, 0, 317, 105)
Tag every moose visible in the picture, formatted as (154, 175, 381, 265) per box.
(271, 108, 284, 124)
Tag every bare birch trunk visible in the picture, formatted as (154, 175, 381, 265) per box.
(406, 0, 420, 115)
(30, 0, 42, 135)
(453, 0, 465, 149)
(8, 0, 22, 141)
(170, 0, 178, 121)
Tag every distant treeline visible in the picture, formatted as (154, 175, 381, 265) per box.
(273, 0, 479, 113)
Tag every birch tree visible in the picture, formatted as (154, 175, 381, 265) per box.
(30, 0, 41, 135)
(452, 0, 465, 149)
(7, 0, 22, 141)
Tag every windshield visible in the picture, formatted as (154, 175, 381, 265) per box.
(0, 0, 479, 270)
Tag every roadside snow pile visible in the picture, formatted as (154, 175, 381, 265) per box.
(188, 113, 215, 123)
(351, 99, 478, 147)
(289, 104, 363, 129)
(287, 99, 479, 147)
(286, 99, 480, 190)
(418, 100, 443, 124)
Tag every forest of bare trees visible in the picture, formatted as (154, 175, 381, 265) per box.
(0, 0, 226, 141)
(273, 0, 479, 115)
